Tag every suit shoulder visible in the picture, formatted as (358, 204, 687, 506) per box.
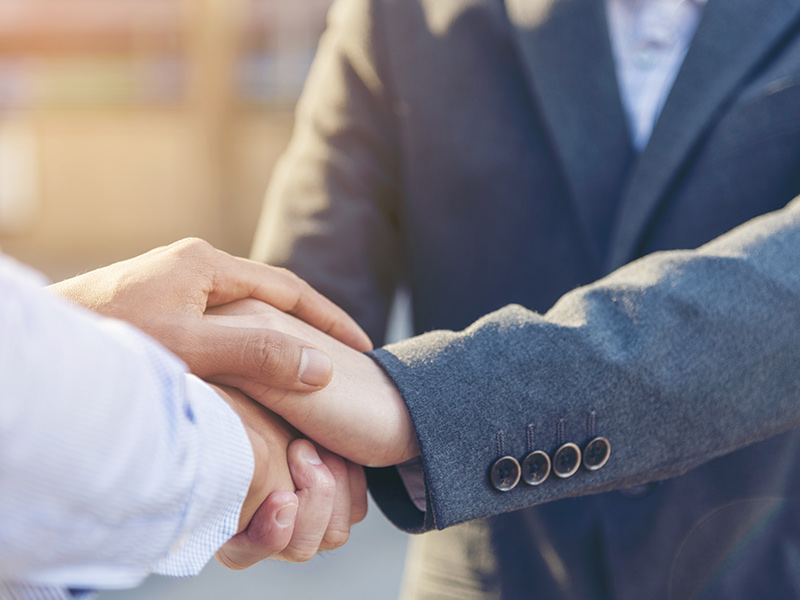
(337, 0, 505, 33)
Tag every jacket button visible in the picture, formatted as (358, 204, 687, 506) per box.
(522, 450, 551, 486)
(490, 456, 521, 492)
(583, 437, 611, 471)
(552, 443, 581, 479)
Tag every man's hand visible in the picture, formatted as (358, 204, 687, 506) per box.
(48, 238, 372, 390)
(206, 300, 420, 468)
(210, 385, 368, 567)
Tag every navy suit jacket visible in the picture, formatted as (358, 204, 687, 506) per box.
(253, 0, 800, 597)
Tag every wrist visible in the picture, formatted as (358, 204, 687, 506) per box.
(362, 352, 420, 465)
(208, 384, 297, 531)
(155, 376, 254, 577)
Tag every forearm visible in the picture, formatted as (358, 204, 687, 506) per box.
(370, 197, 800, 531)
(0, 256, 253, 588)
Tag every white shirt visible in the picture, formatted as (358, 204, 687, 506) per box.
(606, 0, 707, 150)
(399, 0, 709, 512)
(0, 254, 255, 599)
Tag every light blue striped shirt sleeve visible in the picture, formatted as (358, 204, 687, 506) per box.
(0, 254, 255, 599)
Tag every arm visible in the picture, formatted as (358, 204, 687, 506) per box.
(212, 196, 800, 532)
(48, 239, 371, 567)
(0, 255, 362, 593)
(250, 0, 402, 345)
(0, 255, 255, 585)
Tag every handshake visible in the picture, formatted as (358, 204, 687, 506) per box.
(48, 238, 421, 570)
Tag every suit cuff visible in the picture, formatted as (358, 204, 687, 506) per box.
(365, 350, 441, 533)
(366, 465, 430, 533)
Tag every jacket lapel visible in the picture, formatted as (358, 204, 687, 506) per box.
(504, 0, 635, 266)
(607, 0, 800, 271)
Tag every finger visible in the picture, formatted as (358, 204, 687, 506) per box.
(280, 440, 336, 562)
(195, 323, 333, 390)
(208, 253, 373, 352)
(215, 490, 298, 570)
(347, 461, 369, 525)
(316, 449, 352, 552)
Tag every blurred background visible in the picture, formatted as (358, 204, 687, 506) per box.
(0, 0, 409, 598)
(0, 0, 332, 277)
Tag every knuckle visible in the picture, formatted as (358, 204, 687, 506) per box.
(245, 531, 282, 558)
(313, 468, 337, 501)
(238, 297, 270, 313)
(285, 544, 317, 563)
(276, 268, 309, 307)
(322, 452, 347, 479)
(215, 546, 249, 571)
(274, 266, 299, 282)
(352, 501, 368, 525)
(322, 527, 350, 551)
(244, 332, 295, 383)
(171, 237, 211, 256)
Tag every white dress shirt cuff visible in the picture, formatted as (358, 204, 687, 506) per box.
(154, 375, 255, 577)
(397, 457, 427, 512)
(0, 581, 92, 600)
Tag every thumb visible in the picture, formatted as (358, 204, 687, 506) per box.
(192, 322, 334, 390)
(216, 490, 299, 569)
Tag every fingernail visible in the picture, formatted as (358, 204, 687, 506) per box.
(301, 442, 323, 465)
(299, 348, 332, 386)
(275, 503, 297, 528)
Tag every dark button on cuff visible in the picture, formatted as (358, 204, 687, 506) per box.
(552, 443, 581, 479)
(583, 437, 611, 471)
(490, 456, 521, 492)
(522, 450, 551, 486)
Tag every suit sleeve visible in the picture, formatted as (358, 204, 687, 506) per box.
(251, 0, 402, 345)
(367, 197, 800, 532)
